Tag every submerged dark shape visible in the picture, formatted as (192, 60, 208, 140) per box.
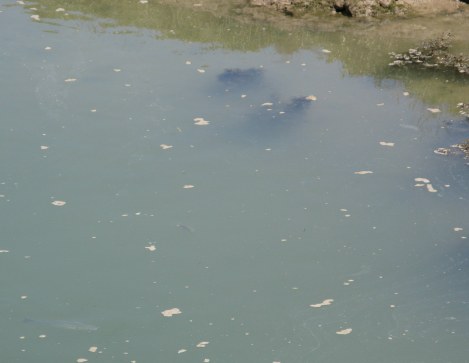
(226, 95, 315, 146)
(217, 68, 264, 87)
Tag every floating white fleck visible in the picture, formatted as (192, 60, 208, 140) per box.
(55, 8, 65, 12)
(40, 145, 49, 150)
(310, 298, 334, 308)
(44, 46, 52, 50)
(336, 328, 352, 335)
(185, 60, 191, 65)
(354, 171, 373, 175)
(64, 78, 77, 82)
(379, 141, 395, 147)
(160, 144, 173, 150)
(194, 117, 209, 126)
(0, 250, 9, 253)
(197, 69, 205, 73)
(426, 184, 437, 193)
(305, 95, 317, 101)
(76, 359, 88, 363)
(21, 295, 27, 300)
(177, 349, 187, 354)
(204, 359, 210, 363)
(261, 102, 273, 107)
(30, 14, 40, 21)
(139, 0, 148, 3)
(377, 103, 384, 106)
(145, 245, 156, 252)
(183, 185, 195, 189)
(427, 108, 441, 113)
(414, 178, 430, 184)
(88, 346, 98, 353)
(454, 227, 463, 232)
(90, 109, 97, 113)
(241, 94, 247, 98)
(196, 341, 209, 348)
(161, 308, 181, 317)
(113, 68, 121, 72)
(51, 200, 66, 206)
(403, 91, 410, 96)
(38, 334, 47, 338)
(322, 49, 331, 53)
(17, 0, 25, 4)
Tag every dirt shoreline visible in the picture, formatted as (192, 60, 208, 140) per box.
(249, 0, 466, 17)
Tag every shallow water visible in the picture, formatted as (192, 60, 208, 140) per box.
(2, 1, 469, 362)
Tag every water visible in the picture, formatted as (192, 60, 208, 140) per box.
(2, 1, 469, 362)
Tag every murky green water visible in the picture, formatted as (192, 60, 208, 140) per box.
(2, 1, 469, 362)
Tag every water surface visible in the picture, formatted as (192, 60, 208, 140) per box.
(1, 1, 469, 362)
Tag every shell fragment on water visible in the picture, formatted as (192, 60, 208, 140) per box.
(161, 308, 181, 317)
(354, 170, 373, 175)
(310, 299, 334, 308)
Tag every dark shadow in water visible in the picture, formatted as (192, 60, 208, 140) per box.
(212, 67, 316, 146)
(223, 96, 316, 147)
(217, 68, 264, 90)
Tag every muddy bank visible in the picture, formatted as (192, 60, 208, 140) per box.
(249, 0, 465, 17)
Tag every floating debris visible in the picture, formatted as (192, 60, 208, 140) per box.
(161, 308, 181, 317)
(322, 49, 331, 53)
(427, 108, 441, 113)
(160, 144, 173, 150)
(414, 178, 437, 192)
(51, 200, 66, 206)
(38, 334, 47, 338)
(40, 145, 49, 150)
(88, 346, 98, 353)
(377, 103, 384, 106)
(261, 102, 273, 107)
(194, 117, 209, 126)
(336, 328, 352, 335)
(177, 349, 187, 354)
(403, 91, 410, 96)
(354, 171, 373, 175)
(457, 102, 469, 118)
(30, 14, 40, 21)
(434, 147, 450, 155)
(197, 69, 206, 73)
(185, 60, 191, 65)
(55, 7, 65, 12)
(414, 177, 430, 184)
(44, 46, 52, 50)
(196, 341, 209, 348)
(305, 95, 317, 101)
(379, 141, 395, 147)
(64, 78, 77, 83)
(310, 299, 334, 308)
(113, 68, 121, 72)
(454, 227, 463, 232)
(145, 244, 156, 252)
(76, 359, 88, 363)
(183, 185, 195, 189)
(0, 250, 9, 253)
